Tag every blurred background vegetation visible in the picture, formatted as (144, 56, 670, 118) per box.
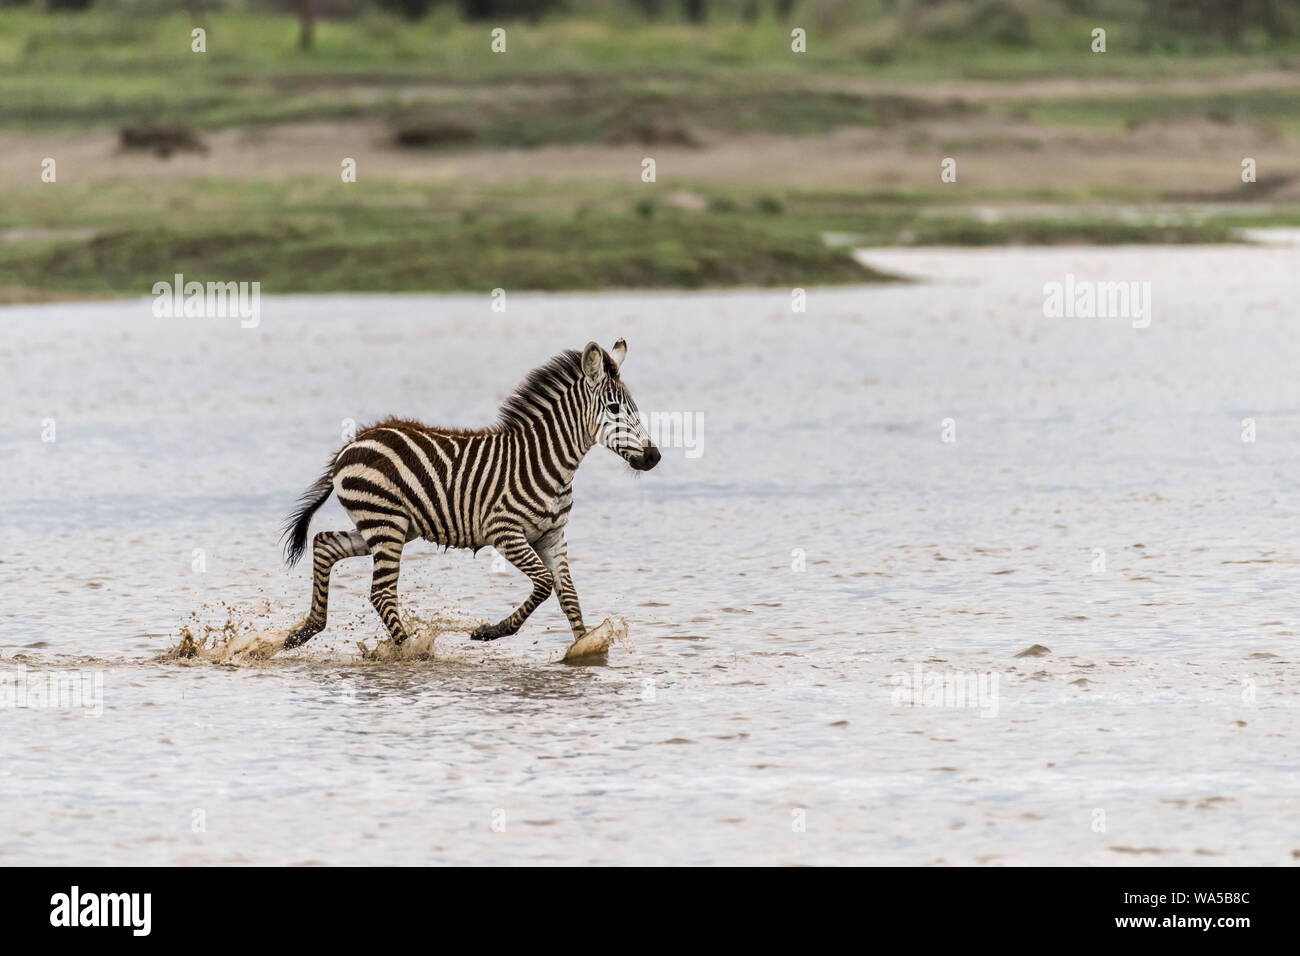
(2, 0, 1300, 299)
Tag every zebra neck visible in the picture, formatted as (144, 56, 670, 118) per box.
(510, 400, 590, 494)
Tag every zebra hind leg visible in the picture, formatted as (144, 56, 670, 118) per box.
(367, 540, 412, 645)
(285, 530, 367, 649)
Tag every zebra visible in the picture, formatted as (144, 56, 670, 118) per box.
(280, 339, 660, 649)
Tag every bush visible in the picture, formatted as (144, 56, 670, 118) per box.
(378, 0, 437, 19)
(974, 0, 1034, 48)
(911, 0, 1036, 49)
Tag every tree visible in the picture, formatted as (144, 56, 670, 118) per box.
(296, 0, 315, 51)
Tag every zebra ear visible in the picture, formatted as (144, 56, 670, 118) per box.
(581, 341, 606, 382)
(611, 338, 627, 368)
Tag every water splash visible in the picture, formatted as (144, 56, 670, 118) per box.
(561, 617, 628, 662)
(165, 602, 487, 666)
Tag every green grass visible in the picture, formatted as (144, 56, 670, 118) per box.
(2, 177, 1293, 299)
(1, 9, 1299, 132)
(0, 217, 880, 294)
(0, 179, 885, 295)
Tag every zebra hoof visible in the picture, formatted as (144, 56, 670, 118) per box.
(470, 624, 502, 642)
(284, 622, 323, 649)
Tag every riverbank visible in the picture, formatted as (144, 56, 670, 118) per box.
(4, 9, 1300, 299)
(4, 172, 1296, 300)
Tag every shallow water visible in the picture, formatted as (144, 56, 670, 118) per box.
(2, 244, 1298, 864)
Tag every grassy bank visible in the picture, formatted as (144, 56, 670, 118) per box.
(0, 180, 882, 296)
(0, 178, 1286, 300)
(2, 4, 1299, 300)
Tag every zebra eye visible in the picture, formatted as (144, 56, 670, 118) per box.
(606, 402, 620, 415)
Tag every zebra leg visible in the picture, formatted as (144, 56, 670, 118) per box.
(537, 529, 585, 640)
(285, 530, 367, 648)
(471, 531, 553, 641)
(367, 540, 411, 645)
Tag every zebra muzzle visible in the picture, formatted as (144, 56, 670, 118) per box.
(631, 445, 661, 471)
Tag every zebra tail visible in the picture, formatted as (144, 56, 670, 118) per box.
(282, 462, 336, 568)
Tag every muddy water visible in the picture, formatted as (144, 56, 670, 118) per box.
(2, 244, 1298, 864)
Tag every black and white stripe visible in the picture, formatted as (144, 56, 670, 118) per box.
(281, 339, 659, 648)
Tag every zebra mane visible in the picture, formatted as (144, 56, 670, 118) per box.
(495, 348, 618, 431)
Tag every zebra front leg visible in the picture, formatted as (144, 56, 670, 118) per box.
(537, 529, 585, 640)
(285, 530, 368, 648)
(367, 539, 412, 645)
(471, 531, 553, 641)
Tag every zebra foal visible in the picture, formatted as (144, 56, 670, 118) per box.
(281, 339, 659, 648)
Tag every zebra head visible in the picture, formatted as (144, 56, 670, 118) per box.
(582, 339, 660, 471)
